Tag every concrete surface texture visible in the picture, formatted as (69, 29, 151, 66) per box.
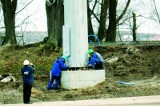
(63, 0, 88, 67)
(61, 70, 105, 89)
(2, 95, 160, 106)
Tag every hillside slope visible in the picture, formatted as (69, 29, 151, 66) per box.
(0, 43, 160, 104)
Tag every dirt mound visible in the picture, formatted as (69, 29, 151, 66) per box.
(95, 45, 160, 80)
(0, 44, 160, 104)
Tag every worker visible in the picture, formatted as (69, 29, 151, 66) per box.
(88, 49, 104, 70)
(47, 55, 69, 90)
(21, 60, 35, 104)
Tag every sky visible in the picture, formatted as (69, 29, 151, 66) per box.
(134, 0, 160, 34)
(15, 0, 47, 31)
(90, 0, 160, 34)
(1, 0, 160, 34)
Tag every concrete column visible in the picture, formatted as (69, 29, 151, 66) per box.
(63, 0, 88, 67)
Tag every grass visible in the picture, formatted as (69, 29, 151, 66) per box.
(0, 43, 160, 104)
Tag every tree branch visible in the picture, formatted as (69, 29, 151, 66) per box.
(16, 0, 33, 14)
(117, 0, 131, 23)
(12, 0, 18, 13)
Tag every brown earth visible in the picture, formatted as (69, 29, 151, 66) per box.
(0, 43, 160, 104)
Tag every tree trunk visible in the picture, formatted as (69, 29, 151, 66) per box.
(46, 1, 57, 49)
(45, 0, 64, 49)
(132, 12, 136, 42)
(56, 0, 64, 47)
(1, 0, 17, 45)
(105, 0, 117, 42)
(97, 0, 109, 41)
(87, 0, 94, 35)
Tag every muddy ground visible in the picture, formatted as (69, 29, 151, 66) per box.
(0, 43, 160, 104)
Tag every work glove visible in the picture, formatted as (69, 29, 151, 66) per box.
(88, 64, 94, 69)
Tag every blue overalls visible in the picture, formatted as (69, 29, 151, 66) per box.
(47, 58, 69, 90)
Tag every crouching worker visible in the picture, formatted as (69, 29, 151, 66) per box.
(47, 55, 69, 90)
(88, 49, 104, 70)
(21, 60, 35, 104)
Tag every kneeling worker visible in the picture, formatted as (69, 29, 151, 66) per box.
(88, 49, 104, 70)
(47, 55, 69, 90)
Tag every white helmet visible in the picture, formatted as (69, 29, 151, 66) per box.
(23, 60, 30, 65)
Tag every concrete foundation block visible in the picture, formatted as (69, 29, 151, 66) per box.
(61, 70, 105, 89)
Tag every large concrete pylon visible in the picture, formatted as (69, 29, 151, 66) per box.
(61, 0, 105, 89)
(63, 0, 88, 67)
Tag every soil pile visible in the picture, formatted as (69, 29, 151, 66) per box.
(95, 45, 160, 80)
(0, 44, 160, 104)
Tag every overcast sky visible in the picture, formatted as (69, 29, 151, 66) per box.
(16, 0, 47, 31)
(1, 0, 160, 34)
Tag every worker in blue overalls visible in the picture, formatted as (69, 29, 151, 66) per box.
(88, 49, 104, 70)
(47, 55, 69, 90)
(21, 60, 35, 104)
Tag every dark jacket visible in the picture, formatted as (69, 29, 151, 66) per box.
(51, 58, 69, 77)
(21, 65, 34, 85)
(88, 52, 104, 67)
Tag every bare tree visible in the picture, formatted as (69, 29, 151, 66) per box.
(88, 0, 131, 42)
(87, 0, 94, 35)
(45, 0, 64, 50)
(0, 0, 34, 45)
(151, 0, 160, 24)
(0, 3, 2, 26)
(97, 0, 109, 41)
(1, 0, 18, 44)
(105, 0, 117, 42)
(105, 0, 131, 42)
(117, 0, 131, 24)
(132, 12, 137, 41)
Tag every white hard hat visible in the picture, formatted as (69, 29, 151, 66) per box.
(23, 60, 30, 65)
